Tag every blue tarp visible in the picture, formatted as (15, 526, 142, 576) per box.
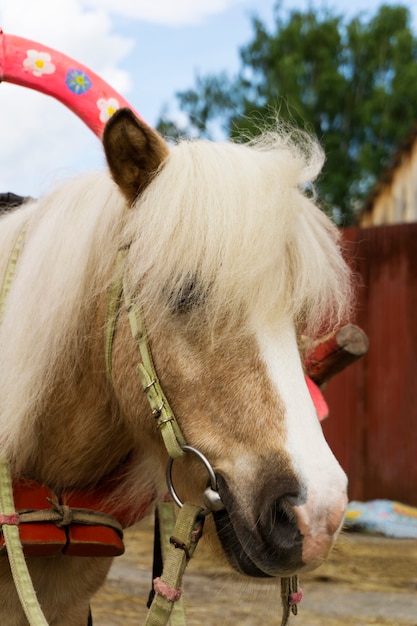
(344, 500, 417, 538)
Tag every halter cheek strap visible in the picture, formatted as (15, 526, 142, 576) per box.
(0, 224, 50, 626)
(123, 283, 186, 459)
(105, 247, 186, 459)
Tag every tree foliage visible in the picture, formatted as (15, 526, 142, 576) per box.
(157, 4, 417, 224)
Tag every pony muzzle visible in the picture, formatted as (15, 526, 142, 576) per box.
(213, 473, 346, 578)
(293, 492, 348, 569)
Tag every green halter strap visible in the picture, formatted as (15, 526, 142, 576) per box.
(0, 223, 27, 323)
(123, 283, 187, 459)
(0, 223, 49, 626)
(106, 246, 186, 459)
(106, 247, 194, 626)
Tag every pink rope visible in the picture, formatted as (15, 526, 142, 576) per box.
(0, 513, 19, 526)
(153, 577, 182, 602)
(289, 588, 303, 605)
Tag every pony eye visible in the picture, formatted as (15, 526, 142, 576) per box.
(170, 279, 204, 313)
(176, 282, 200, 313)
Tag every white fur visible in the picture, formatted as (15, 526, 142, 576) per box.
(124, 133, 352, 336)
(254, 316, 347, 527)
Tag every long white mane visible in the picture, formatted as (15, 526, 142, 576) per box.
(124, 130, 352, 334)
(0, 128, 352, 456)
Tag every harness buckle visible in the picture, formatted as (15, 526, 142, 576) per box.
(158, 417, 174, 427)
(144, 378, 157, 390)
(151, 402, 164, 418)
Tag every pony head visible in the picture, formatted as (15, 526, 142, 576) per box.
(0, 109, 353, 586)
(103, 109, 352, 577)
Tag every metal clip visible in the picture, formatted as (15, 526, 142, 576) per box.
(152, 401, 164, 418)
(144, 378, 157, 391)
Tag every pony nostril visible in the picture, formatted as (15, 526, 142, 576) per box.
(259, 496, 301, 549)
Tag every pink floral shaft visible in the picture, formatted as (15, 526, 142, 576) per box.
(0, 28, 143, 138)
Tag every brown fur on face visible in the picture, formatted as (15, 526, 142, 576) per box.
(111, 301, 307, 577)
(136, 310, 293, 507)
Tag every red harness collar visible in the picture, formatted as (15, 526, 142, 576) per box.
(0, 473, 155, 558)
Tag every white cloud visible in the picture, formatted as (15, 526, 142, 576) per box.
(0, 83, 104, 196)
(0, 0, 135, 195)
(85, 0, 248, 26)
(0, 0, 133, 90)
(0, 0, 249, 196)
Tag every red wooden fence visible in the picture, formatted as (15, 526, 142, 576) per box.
(322, 223, 417, 506)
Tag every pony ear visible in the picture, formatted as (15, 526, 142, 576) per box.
(103, 108, 169, 204)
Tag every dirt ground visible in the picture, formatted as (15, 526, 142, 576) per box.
(91, 517, 417, 626)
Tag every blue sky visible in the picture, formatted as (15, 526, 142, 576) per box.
(0, 0, 416, 196)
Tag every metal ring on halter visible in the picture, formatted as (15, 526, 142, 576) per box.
(166, 445, 224, 515)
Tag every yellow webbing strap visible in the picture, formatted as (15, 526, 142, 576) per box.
(0, 223, 27, 324)
(280, 575, 301, 626)
(0, 457, 49, 626)
(104, 247, 128, 379)
(155, 501, 187, 626)
(0, 223, 48, 625)
(105, 247, 186, 459)
(145, 503, 204, 626)
(122, 272, 186, 459)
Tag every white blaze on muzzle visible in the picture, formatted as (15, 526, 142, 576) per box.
(254, 318, 348, 562)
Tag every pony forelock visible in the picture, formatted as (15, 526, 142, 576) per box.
(123, 129, 352, 338)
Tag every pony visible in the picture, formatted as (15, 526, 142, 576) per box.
(0, 109, 353, 625)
